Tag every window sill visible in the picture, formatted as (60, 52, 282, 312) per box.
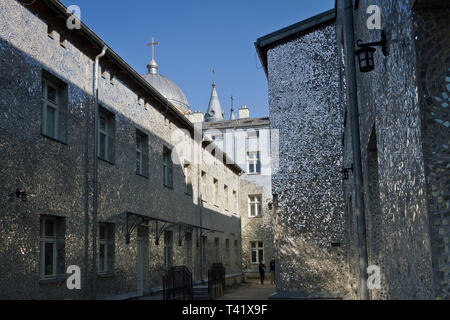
(39, 276, 66, 285)
(164, 184, 174, 190)
(98, 273, 115, 279)
(42, 133, 67, 145)
(185, 192, 193, 197)
(247, 173, 261, 176)
(99, 157, 115, 166)
(136, 173, 149, 179)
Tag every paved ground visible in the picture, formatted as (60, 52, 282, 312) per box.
(217, 279, 276, 300)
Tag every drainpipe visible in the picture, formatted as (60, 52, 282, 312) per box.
(92, 46, 107, 299)
(342, 0, 369, 300)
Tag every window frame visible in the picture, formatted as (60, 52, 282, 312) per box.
(163, 147, 173, 188)
(41, 79, 60, 141)
(250, 241, 264, 264)
(98, 223, 115, 275)
(40, 216, 65, 280)
(184, 162, 193, 196)
(247, 151, 261, 175)
(248, 194, 262, 218)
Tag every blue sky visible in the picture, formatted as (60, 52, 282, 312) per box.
(61, 0, 334, 119)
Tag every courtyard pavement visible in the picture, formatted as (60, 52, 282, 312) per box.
(217, 279, 276, 300)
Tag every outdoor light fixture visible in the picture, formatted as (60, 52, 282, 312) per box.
(15, 189, 27, 202)
(355, 30, 389, 73)
(342, 165, 354, 180)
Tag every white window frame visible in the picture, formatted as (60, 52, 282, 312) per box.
(163, 147, 173, 188)
(247, 151, 261, 175)
(98, 223, 114, 275)
(98, 112, 109, 160)
(184, 163, 193, 195)
(41, 79, 59, 140)
(201, 171, 207, 202)
(248, 195, 262, 218)
(136, 133, 143, 175)
(250, 241, 264, 264)
(224, 185, 229, 211)
(40, 217, 57, 279)
(213, 178, 219, 206)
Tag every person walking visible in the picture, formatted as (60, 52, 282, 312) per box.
(270, 257, 276, 285)
(259, 260, 266, 285)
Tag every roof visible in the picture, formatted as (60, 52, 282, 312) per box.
(254, 9, 336, 78)
(142, 72, 190, 114)
(30, 0, 244, 175)
(203, 117, 270, 130)
(205, 83, 224, 122)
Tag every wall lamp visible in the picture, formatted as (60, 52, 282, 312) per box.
(342, 165, 354, 180)
(15, 189, 27, 202)
(355, 30, 389, 73)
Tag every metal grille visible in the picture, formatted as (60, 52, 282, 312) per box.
(163, 266, 193, 300)
(208, 263, 225, 299)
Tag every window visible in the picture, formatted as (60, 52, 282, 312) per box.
(201, 171, 207, 201)
(184, 163, 193, 195)
(41, 76, 68, 143)
(40, 216, 65, 279)
(248, 195, 262, 217)
(224, 185, 229, 210)
(136, 131, 149, 177)
(250, 241, 264, 264)
(213, 178, 219, 205)
(233, 191, 238, 214)
(247, 152, 261, 174)
(98, 107, 115, 163)
(163, 147, 173, 188)
(98, 223, 115, 275)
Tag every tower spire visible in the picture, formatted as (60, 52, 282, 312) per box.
(205, 68, 224, 122)
(146, 37, 159, 74)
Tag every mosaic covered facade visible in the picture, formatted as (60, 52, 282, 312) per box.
(263, 16, 349, 297)
(257, 0, 449, 300)
(0, 0, 243, 299)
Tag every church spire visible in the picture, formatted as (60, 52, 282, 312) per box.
(146, 37, 159, 74)
(230, 96, 236, 120)
(205, 68, 224, 122)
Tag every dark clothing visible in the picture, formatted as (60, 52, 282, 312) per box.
(259, 263, 266, 284)
(259, 263, 266, 273)
(270, 261, 275, 271)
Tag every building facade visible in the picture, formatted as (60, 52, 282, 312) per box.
(0, 0, 243, 300)
(255, 10, 348, 298)
(187, 82, 275, 275)
(256, 0, 450, 300)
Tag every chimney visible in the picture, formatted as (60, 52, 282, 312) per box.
(187, 110, 204, 123)
(239, 106, 249, 119)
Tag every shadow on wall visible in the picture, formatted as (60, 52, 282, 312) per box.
(0, 38, 241, 299)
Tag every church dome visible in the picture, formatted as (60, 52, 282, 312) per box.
(142, 58, 190, 113)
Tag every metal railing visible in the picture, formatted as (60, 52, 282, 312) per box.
(163, 266, 193, 300)
(208, 263, 225, 299)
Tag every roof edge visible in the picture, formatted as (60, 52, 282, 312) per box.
(255, 8, 336, 78)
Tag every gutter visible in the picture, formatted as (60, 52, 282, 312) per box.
(92, 46, 107, 299)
